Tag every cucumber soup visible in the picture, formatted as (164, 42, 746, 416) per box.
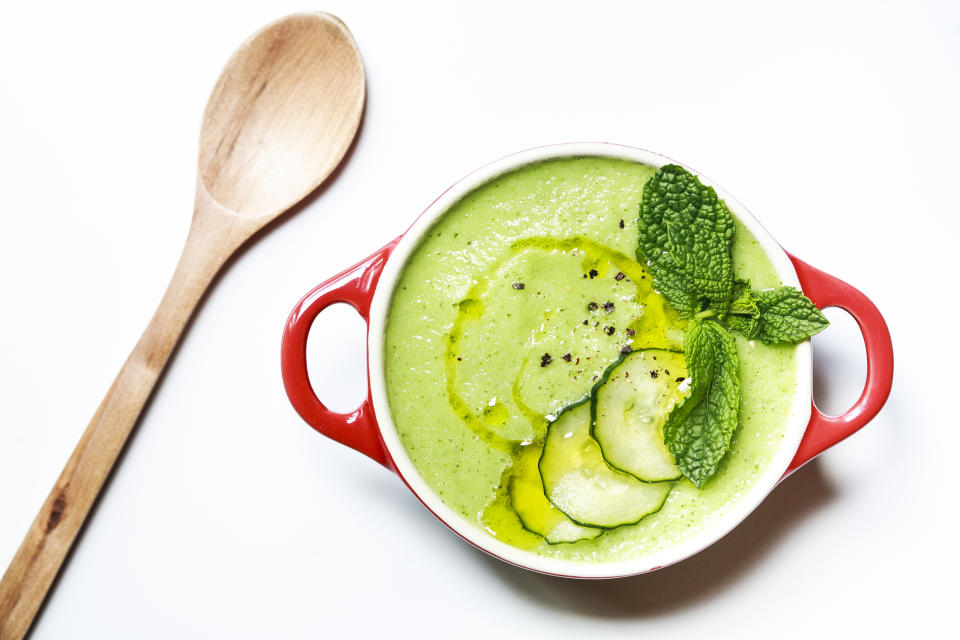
(384, 157, 797, 562)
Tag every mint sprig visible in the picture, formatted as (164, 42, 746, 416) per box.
(637, 165, 828, 486)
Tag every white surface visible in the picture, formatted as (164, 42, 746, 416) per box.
(0, 0, 956, 637)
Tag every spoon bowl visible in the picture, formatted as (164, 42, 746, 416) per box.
(200, 13, 364, 219)
(0, 14, 365, 639)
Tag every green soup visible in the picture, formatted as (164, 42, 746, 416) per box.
(384, 157, 797, 562)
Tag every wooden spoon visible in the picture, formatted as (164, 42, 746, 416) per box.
(0, 13, 365, 639)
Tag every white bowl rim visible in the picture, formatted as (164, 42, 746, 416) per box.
(366, 142, 812, 579)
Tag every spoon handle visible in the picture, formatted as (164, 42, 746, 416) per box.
(0, 192, 247, 640)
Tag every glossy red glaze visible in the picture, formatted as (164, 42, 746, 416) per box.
(782, 253, 894, 476)
(280, 239, 400, 468)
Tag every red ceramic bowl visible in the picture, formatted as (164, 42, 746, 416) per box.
(281, 143, 893, 578)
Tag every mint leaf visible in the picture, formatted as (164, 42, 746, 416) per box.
(637, 165, 736, 317)
(722, 285, 828, 343)
(663, 317, 714, 427)
(752, 287, 829, 344)
(663, 319, 741, 487)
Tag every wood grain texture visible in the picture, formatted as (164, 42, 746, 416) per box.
(0, 13, 364, 639)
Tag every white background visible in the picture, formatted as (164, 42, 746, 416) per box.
(1, 0, 957, 637)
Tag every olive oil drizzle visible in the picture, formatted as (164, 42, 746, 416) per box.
(444, 290, 520, 456)
(511, 359, 548, 444)
(444, 235, 683, 460)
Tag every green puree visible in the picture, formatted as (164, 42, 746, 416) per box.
(384, 157, 797, 562)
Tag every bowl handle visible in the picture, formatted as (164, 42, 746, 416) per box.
(281, 239, 401, 467)
(782, 253, 894, 476)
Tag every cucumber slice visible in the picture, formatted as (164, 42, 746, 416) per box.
(509, 446, 602, 544)
(539, 401, 673, 528)
(592, 349, 690, 482)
